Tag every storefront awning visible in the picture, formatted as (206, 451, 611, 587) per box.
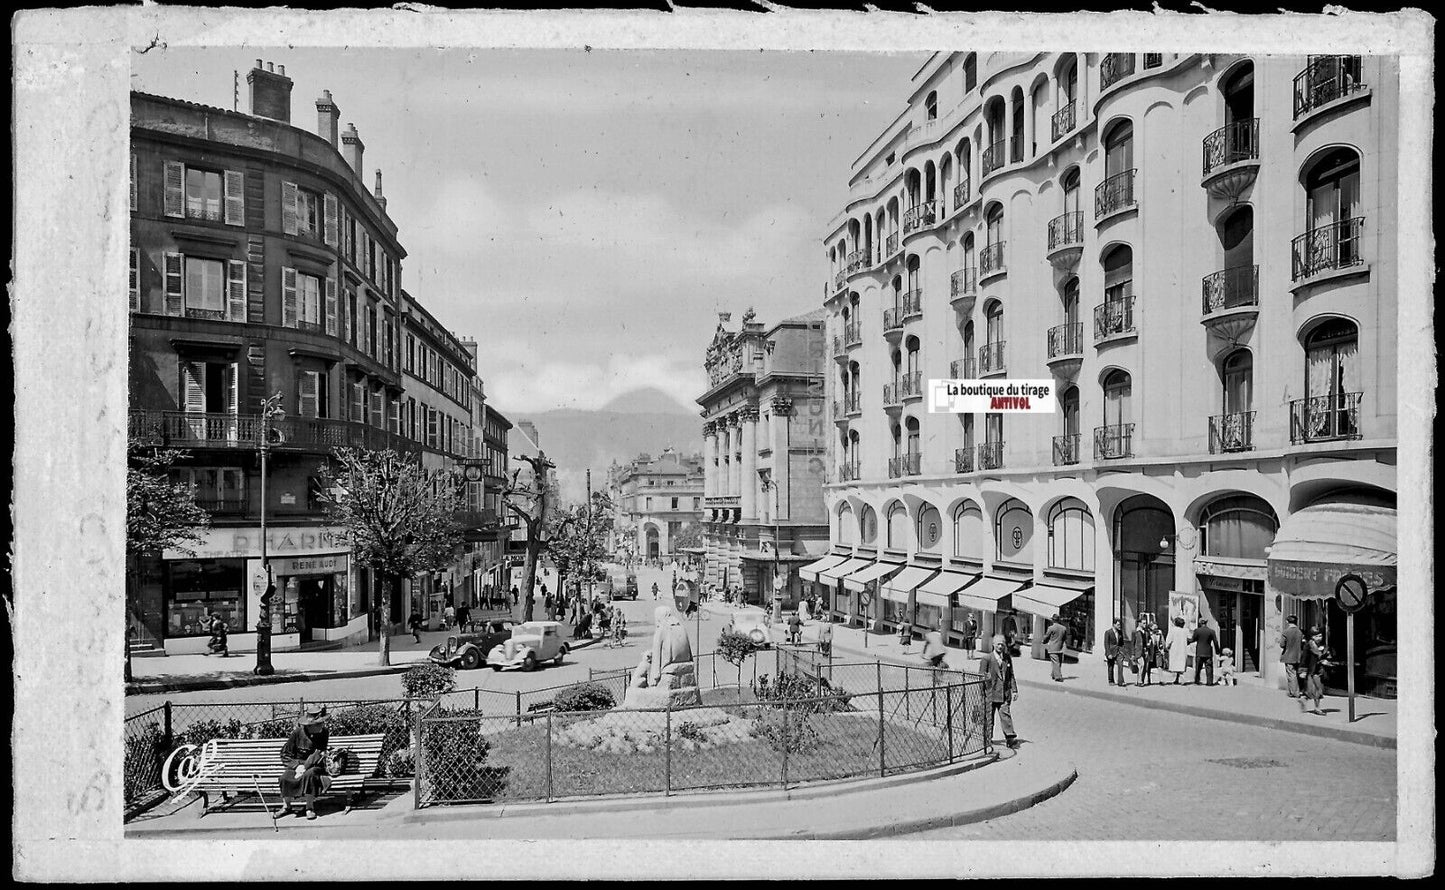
(818, 557, 873, 585)
(843, 560, 905, 593)
(955, 575, 1022, 612)
(799, 553, 850, 583)
(1013, 582, 1092, 617)
(1267, 501, 1397, 599)
(881, 565, 939, 604)
(917, 570, 979, 609)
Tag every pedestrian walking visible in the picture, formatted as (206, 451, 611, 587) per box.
(1299, 626, 1333, 714)
(443, 602, 456, 630)
(1133, 616, 1157, 687)
(408, 609, 423, 644)
(788, 610, 802, 644)
(817, 620, 833, 657)
(455, 603, 470, 633)
(511, 586, 519, 606)
(1188, 616, 1219, 686)
(1279, 615, 1304, 698)
(1043, 614, 1068, 681)
(921, 629, 948, 670)
(1164, 615, 1189, 684)
(205, 611, 229, 657)
(963, 615, 979, 660)
(1104, 618, 1128, 686)
(978, 634, 1020, 749)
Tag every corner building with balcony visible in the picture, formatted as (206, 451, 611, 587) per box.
(698, 310, 832, 608)
(816, 52, 1398, 697)
(128, 61, 489, 654)
(609, 450, 705, 561)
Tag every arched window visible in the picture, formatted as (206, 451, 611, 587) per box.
(963, 54, 977, 93)
(846, 429, 861, 477)
(906, 254, 921, 297)
(986, 204, 1004, 247)
(905, 416, 920, 456)
(1100, 244, 1134, 336)
(891, 422, 902, 460)
(962, 232, 976, 270)
(1060, 384, 1080, 438)
(1221, 349, 1253, 416)
(1223, 61, 1255, 126)
(837, 503, 856, 547)
(1010, 88, 1025, 162)
(1218, 205, 1255, 280)
(905, 336, 921, 377)
(1062, 169, 1081, 216)
(1199, 494, 1278, 559)
(1062, 277, 1080, 326)
(952, 501, 984, 559)
(886, 502, 909, 549)
(1103, 369, 1132, 427)
(1047, 498, 1095, 571)
(1302, 148, 1362, 271)
(995, 497, 1034, 564)
(985, 302, 1004, 348)
(917, 504, 943, 553)
(1058, 58, 1077, 107)
(925, 90, 938, 121)
(859, 504, 878, 544)
(1103, 120, 1134, 178)
(1301, 318, 1359, 439)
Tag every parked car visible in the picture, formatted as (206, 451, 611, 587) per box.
(428, 619, 517, 670)
(488, 621, 570, 671)
(728, 606, 776, 648)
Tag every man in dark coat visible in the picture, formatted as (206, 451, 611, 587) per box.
(1103, 618, 1129, 687)
(978, 634, 1019, 749)
(1278, 615, 1304, 697)
(275, 705, 331, 820)
(1042, 614, 1068, 681)
(1189, 617, 1220, 686)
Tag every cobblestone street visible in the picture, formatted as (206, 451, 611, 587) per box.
(906, 687, 1396, 841)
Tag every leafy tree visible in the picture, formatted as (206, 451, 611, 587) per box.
(126, 441, 210, 680)
(318, 448, 464, 666)
(717, 629, 761, 690)
(672, 521, 704, 552)
(548, 490, 614, 610)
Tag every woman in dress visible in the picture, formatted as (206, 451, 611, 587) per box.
(1164, 615, 1190, 684)
(274, 705, 331, 821)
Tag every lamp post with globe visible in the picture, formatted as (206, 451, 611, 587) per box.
(253, 392, 285, 676)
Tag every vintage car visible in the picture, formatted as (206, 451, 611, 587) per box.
(488, 620, 570, 671)
(727, 606, 776, 648)
(612, 571, 639, 601)
(428, 619, 517, 670)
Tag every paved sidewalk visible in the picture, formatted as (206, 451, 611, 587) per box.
(786, 612, 1396, 749)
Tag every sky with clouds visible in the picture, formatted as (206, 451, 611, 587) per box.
(131, 47, 927, 415)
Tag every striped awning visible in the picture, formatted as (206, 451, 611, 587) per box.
(881, 565, 939, 604)
(818, 557, 873, 585)
(916, 569, 979, 609)
(842, 560, 905, 593)
(798, 552, 850, 583)
(955, 575, 1023, 612)
(1013, 583, 1091, 617)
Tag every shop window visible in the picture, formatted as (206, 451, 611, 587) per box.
(886, 502, 909, 549)
(995, 498, 1034, 564)
(1199, 494, 1277, 558)
(953, 501, 984, 560)
(1047, 498, 1095, 571)
(916, 505, 943, 553)
(166, 559, 246, 636)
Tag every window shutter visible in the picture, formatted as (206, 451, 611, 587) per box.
(324, 276, 338, 337)
(226, 260, 247, 322)
(223, 170, 245, 225)
(129, 248, 140, 311)
(163, 160, 184, 218)
(223, 363, 237, 415)
(130, 153, 138, 213)
(370, 389, 382, 428)
(282, 181, 298, 235)
(351, 381, 364, 422)
(342, 210, 351, 260)
(282, 267, 298, 328)
(182, 361, 205, 413)
(299, 371, 318, 418)
(163, 252, 184, 316)
(391, 397, 401, 434)
(324, 192, 338, 247)
(343, 290, 353, 345)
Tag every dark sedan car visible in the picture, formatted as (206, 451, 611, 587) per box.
(428, 618, 517, 670)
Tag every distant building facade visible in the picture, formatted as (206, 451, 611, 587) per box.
(608, 449, 705, 560)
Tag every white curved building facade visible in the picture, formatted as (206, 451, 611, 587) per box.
(815, 52, 1398, 696)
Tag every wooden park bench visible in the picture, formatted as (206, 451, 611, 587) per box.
(188, 733, 387, 817)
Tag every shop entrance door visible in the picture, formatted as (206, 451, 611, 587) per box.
(298, 577, 331, 644)
(1239, 594, 1261, 674)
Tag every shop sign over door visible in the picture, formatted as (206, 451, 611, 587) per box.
(1267, 560, 1396, 599)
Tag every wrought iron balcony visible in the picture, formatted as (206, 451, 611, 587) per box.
(1094, 423, 1135, 460)
(128, 410, 422, 455)
(901, 289, 923, 321)
(832, 335, 847, 363)
(954, 447, 974, 474)
(978, 341, 1006, 376)
(834, 269, 847, 292)
(950, 358, 976, 379)
(903, 201, 938, 236)
(1052, 433, 1081, 466)
(1051, 102, 1076, 143)
(1291, 217, 1365, 281)
(194, 495, 251, 515)
(977, 441, 1004, 471)
(1047, 322, 1085, 361)
(1143, 53, 1164, 69)
(883, 307, 905, 337)
(1202, 119, 1260, 177)
(900, 370, 924, 401)
(882, 382, 903, 409)
(950, 267, 978, 303)
(1095, 169, 1137, 219)
(843, 320, 863, 347)
(888, 453, 921, 478)
(844, 391, 862, 416)
(980, 242, 1006, 277)
(1293, 55, 1364, 119)
(1094, 296, 1136, 342)
(1101, 53, 1136, 91)
(846, 249, 866, 273)
(953, 179, 971, 209)
(885, 232, 900, 257)
(981, 140, 1006, 177)
(1201, 265, 1259, 318)
(1290, 393, 1362, 444)
(1209, 411, 1255, 453)
(838, 463, 861, 482)
(1046, 211, 1083, 268)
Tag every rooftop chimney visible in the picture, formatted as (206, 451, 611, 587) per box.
(248, 59, 293, 123)
(316, 89, 340, 147)
(341, 122, 365, 173)
(373, 169, 387, 210)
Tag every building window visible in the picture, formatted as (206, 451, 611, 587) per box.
(671, 497, 679, 510)
(164, 161, 243, 225)
(952, 501, 983, 560)
(298, 272, 322, 329)
(1199, 495, 1278, 559)
(297, 369, 329, 418)
(963, 54, 977, 92)
(296, 187, 321, 238)
(184, 257, 226, 317)
(1047, 498, 1095, 571)
(916, 505, 943, 553)
(166, 559, 247, 636)
(995, 498, 1034, 564)
(925, 90, 938, 121)
(185, 168, 223, 221)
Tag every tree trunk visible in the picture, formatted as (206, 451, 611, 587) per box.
(378, 571, 393, 667)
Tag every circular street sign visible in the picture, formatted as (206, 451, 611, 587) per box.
(858, 590, 872, 607)
(1336, 574, 1368, 613)
(462, 464, 484, 483)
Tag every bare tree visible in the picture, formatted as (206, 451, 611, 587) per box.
(501, 451, 571, 622)
(318, 448, 464, 666)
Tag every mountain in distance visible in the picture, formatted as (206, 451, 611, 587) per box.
(507, 387, 703, 504)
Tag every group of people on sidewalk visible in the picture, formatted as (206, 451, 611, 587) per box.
(1095, 614, 1236, 688)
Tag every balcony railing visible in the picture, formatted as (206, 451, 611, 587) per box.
(844, 392, 862, 416)
(978, 341, 1006, 376)
(903, 201, 938, 235)
(950, 358, 976, 379)
(977, 441, 1004, 471)
(1095, 169, 1137, 219)
(981, 140, 1006, 177)
(184, 307, 227, 321)
(1209, 411, 1255, 453)
(1202, 119, 1260, 176)
(885, 232, 900, 257)
(1143, 53, 1164, 70)
(838, 463, 860, 483)
(883, 307, 904, 335)
(1052, 433, 1081, 466)
(888, 453, 921, 478)
(1202, 265, 1259, 316)
(843, 321, 863, 346)
(1101, 53, 1136, 91)
(954, 447, 974, 474)
(953, 180, 971, 209)
(128, 410, 421, 455)
(1047, 211, 1083, 251)
(1293, 55, 1364, 119)
(1047, 322, 1084, 359)
(1094, 296, 1136, 342)
(980, 242, 1006, 276)
(901, 289, 923, 320)
(1094, 423, 1135, 460)
(1051, 102, 1076, 143)
(847, 249, 866, 272)
(950, 267, 978, 299)
(194, 496, 250, 515)
(1291, 217, 1364, 281)
(1290, 392, 1362, 443)
(834, 269, 847, 292)
(900, 370, 924, 400)
(883, 382, 903, 408)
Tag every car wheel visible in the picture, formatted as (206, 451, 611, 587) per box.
(522, 653, 537, 672)
(459, 648, 481, 670)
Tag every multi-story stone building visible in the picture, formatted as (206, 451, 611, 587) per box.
(127, 60, 500, 653)
(699, 309, 832, 608)
(814, 52, 1397, 697)
(608, 449, 705, 561)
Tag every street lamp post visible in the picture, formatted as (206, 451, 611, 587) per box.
(254, 392, 285, 676)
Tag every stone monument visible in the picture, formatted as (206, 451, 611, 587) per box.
(616, 603, 703, 710)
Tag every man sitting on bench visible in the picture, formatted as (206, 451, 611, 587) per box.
(274, 704, 332, 820)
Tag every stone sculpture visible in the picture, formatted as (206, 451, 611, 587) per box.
(617, 604, 703, 710)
